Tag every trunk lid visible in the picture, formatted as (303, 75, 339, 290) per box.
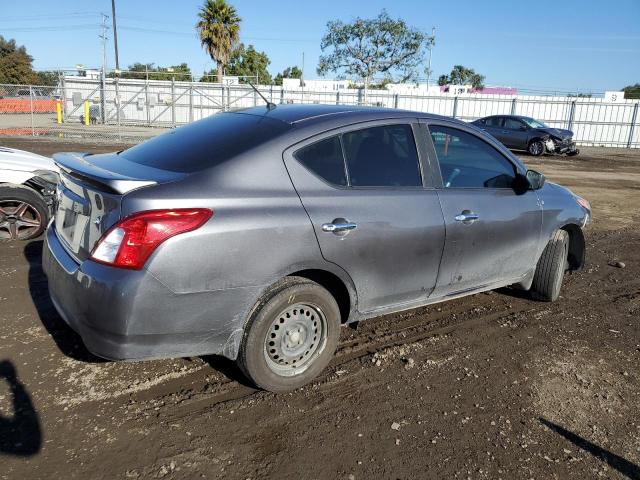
(52, 152, 185, 262)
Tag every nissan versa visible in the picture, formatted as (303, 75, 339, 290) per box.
(43, 104, 591, 392)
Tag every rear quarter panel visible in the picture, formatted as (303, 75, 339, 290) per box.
(122, 143, 325, 294)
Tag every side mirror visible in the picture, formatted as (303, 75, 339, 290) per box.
(526, 169, 545, 190)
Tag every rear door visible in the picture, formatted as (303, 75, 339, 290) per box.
(422, 122, 542, 296)
(283, 120, 445, 313)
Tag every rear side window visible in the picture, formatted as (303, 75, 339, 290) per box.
(484, 116, 502, 127)
(429, 125, 516, 188)
(342, 125, 422, 187)
(121, 113, 291, 173)
(504, 117, 524, 130)
(295, 136, 347, 186)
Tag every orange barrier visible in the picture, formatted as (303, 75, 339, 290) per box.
(0, 98, 58, 113)
(0, 128, 49, 135)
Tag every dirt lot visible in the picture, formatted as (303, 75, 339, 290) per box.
(1, 138, 639, 480)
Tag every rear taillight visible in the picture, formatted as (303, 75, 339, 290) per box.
(90, 209, 213, 270)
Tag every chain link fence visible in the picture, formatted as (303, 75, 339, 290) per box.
(1, 77, 638, 148)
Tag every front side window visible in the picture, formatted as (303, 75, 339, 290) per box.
(429, 125, 516, 189)
(295, 136, 347, 186)
(342, 125, 422, 187)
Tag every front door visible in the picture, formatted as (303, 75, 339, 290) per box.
(283, 121, 446, 313)
(502, 117, 531, 149)
(425, 123, 542, 297)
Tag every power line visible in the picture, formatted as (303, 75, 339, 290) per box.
(0, 12, 99, 21)
(1, 25, 101, 32)
(118, 25, 316, 43)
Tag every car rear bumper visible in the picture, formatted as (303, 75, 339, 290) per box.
(42, 224, 261, 361)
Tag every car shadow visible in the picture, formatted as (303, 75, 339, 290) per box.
(23, 240, 105, 363)
(540, 417, 640, 480)
(0, 360, 42, 456)
(200, 355, 256, 389)
(494, 286, 533, 300)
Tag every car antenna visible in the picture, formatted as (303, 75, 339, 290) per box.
(246, 80, 277, 110)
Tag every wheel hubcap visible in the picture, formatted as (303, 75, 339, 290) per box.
(530, 142, 542, 155)
(0, 201, 42, 240)
(264, 302, 327, 376)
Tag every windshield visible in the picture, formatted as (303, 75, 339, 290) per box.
(521, 117, 548, 129)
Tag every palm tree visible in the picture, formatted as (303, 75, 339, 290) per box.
(196, 0, 241, 84)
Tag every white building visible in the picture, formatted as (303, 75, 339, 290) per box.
(282, 78, 350, 91)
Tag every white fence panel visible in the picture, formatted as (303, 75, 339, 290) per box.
(1, 77, 638, 147)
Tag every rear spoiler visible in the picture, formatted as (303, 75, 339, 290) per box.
(53, 152, 157, 194)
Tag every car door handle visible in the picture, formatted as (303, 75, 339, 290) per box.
(322, 222, 357, 233)
(454, 211, 479, 223)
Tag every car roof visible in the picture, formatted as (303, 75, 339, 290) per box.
(234, 104, 452, 126)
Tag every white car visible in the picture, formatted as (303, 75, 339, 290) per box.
(0, 146, 59, 240)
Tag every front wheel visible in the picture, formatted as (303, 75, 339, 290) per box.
(237, 277, 341, 392)
(530, 229, 569, 301)
(528, 139, 545, 156)
(0, 185, 49, 240)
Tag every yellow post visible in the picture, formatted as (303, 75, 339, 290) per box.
(56, 101, 62, 124)
(84, 101, 89, 126)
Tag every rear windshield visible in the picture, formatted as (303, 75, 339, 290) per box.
(121, 112, 291, 173)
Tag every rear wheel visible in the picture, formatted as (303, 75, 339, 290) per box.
(531, 229, 569, 301)
(237, 277, 340, 392)
(528, 139, 545, 156)
(0, 185, 48, 240)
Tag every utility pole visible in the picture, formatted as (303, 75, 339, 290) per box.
(99, 13, 109, 124)
(426, 26, 436, 86)
(99, 13, 109, 77)
(111, 0, 120, 72)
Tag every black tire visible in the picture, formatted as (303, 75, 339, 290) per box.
(237, 276, 341, 392)
(528, 139, 545, 156)
(0, 184, 48, 241)
(531, 229, 569, 302)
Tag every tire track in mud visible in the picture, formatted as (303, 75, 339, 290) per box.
(130, 294, 535, 423)
(124, 232, 634, 421)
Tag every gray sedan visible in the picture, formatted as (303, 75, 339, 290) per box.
(43, 105, 590, 392)
(472, 115, 579, 156)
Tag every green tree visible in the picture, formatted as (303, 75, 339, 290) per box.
(220, 44, 272, 84)
(35, 71, 60, 86)
(274, 66, 302, 86)
(438, 65, 485, 89)
(196, 0, 241, 84)
(110, 63, 192, 81)
(317, 10, 427, 95)
(0, 36, 39, 84)
(623, 83, 640, 99)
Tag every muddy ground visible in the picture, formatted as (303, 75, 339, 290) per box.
(0, 138, 639, 480)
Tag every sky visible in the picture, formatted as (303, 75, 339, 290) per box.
(2, 0, 640, 94)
